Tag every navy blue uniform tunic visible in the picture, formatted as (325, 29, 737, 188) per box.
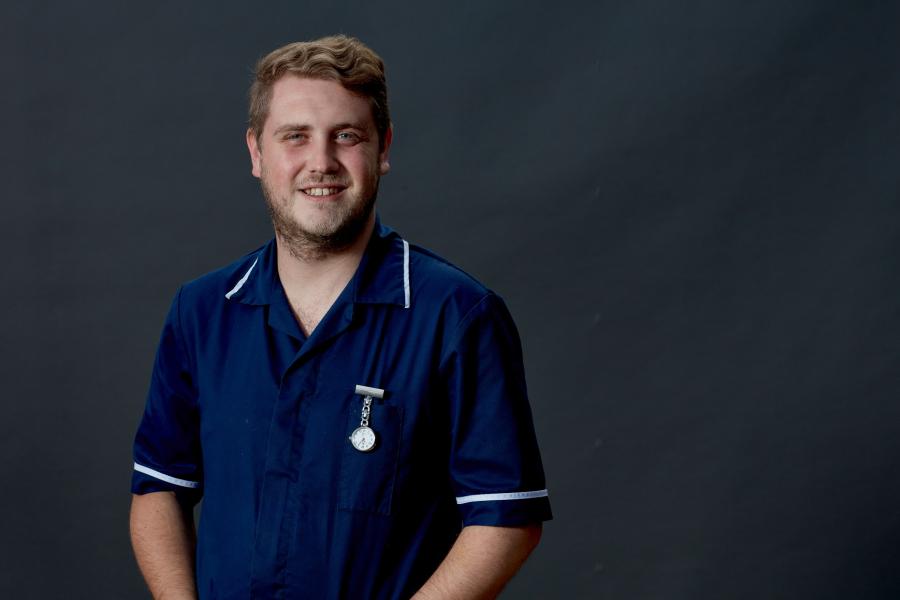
(132, 219, 552, 599)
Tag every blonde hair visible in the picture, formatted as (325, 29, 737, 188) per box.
(248, 35, 390, 149)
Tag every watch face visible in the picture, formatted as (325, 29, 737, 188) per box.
(349, 426, 377, 452)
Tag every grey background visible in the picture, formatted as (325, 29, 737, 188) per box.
(2, 1, 899, 598)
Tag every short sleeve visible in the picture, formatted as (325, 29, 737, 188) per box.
(131, 286, 203, 504)
(440, 292, 552, 526)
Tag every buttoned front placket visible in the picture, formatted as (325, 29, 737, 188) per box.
(249, 272, 358, 598)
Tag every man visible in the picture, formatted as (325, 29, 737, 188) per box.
(130, 35, 551, 599)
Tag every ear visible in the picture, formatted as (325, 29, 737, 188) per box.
(246, 128, 262, 178)
(378, 124, 393, 175)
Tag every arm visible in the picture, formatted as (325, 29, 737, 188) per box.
(412, 524, 542, 600)
(130, 491, 198, 600)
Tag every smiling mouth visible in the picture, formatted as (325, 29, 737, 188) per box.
(300, 186, 346, 197)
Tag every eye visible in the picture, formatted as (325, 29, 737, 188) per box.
(283, 132, 307, 142)
(336, 131, 361, 144)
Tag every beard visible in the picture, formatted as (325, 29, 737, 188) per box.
(260, 173, 378, 261)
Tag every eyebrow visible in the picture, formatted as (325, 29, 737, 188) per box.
(331, 121, 369, 131)
(272, 123, 310, 136)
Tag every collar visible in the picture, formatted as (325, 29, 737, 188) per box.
(224, 214, 411, 309)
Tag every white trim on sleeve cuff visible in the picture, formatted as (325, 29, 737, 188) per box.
(455, 489, 549, 505)
(134, 462, 200, 489)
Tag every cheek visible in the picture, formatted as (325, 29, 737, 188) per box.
(338, 146, 379, 173)
(264, 156, 301, 184)
(350, 156, 380, 183)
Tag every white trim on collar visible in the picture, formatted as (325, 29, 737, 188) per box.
(402, 239, 410, 309)
(225, 257, 259, 300)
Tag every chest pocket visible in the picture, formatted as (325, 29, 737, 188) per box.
(338, 400, 403, 516)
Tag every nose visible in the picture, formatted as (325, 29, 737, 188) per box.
(307, 137, 339, 174)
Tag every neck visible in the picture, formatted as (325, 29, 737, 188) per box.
(274, 213, 376, 309)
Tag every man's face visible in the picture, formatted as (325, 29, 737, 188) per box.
(247, 76, 391, 255)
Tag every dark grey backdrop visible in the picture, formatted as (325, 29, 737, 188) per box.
(2, 1, 899, 598)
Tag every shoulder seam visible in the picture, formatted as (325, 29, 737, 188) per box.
(437, 291, 496, 369)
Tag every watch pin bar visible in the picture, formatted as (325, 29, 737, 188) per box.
(354, 384, 385, 399)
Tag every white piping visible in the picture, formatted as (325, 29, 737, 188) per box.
(134, 462, 200, 489)
(225, 257, 259, 299)
(455, 489, 549, 505)
(402, 239, 410, 308)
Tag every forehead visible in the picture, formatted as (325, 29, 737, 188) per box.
(265, 76, 374, 131)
